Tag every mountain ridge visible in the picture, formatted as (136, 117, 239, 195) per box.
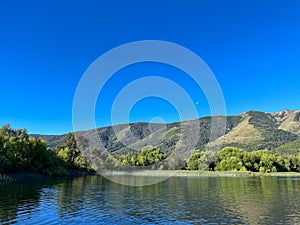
(31, 110, 300, 155)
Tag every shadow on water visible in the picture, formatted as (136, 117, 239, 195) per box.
(0, 175, 300, 224)
(0, 178, 60, 224)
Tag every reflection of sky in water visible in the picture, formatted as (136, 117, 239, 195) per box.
(1, 176, 300, 224)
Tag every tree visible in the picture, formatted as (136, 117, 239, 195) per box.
(215, 147, 243, 171)
(0, 124, 67, 175)
(56, 133, 89, 170)
(138, 146, 165, 166)
(186, 151, 215, 170)
(118, 146, 165, 167)
(218, 156, 243, 171)
(218, 147, 242, 160)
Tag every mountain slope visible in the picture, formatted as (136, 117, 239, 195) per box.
(276, 111, 300, 135)
(206, 111, 299, 151)
(30, 110, 300, 155)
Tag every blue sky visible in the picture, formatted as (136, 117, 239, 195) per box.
(0, 0, 300, 134)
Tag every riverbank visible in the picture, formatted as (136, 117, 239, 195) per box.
(2, 170, 300, 183)
(100, 170, 300, 178)
(0, 172, 48, 183)
(0, 169, 95, 183)
(176, 171, 300, 177)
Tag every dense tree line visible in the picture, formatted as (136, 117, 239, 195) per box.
(1, 124, 300, 175)
(116, 146, 166, 167)
(187, 147, 300, 172)
(0, 125, 67, 175)
(0, 125, 91, 176)
(55, 132, 90, 171)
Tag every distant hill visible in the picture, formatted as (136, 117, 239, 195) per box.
(30, 110, 300, 156)
(207, 110, 299, 151)
(30, 134, 66, 149)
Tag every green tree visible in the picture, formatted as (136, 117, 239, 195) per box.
(56, 133, 89, 170)
(0, 124, 67, 175)
(119, 146, 165, 167)
(242, 150, 267, 172)
(215, 147, 243, 171)
(289, 154, 300, 172)
(139, 146, 165, 166)
(218, 147, 242, 160)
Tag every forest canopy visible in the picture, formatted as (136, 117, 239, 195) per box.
(0, 125, 300, 176)
(0, 125, 90, 176)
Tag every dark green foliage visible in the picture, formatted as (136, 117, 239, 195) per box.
(247, 111, 279, 129)
(187, 152, 204, 170)
(56, 133, 90, 171)
(241, 150, 262, 171)
(218, 128, 298, 152)
(259, 128, 298, 150)
(238, 148, 290, 172)
(0, 125, 67, 175)
(215, 147, 244, 171)
(0, 125, 96, 176)
(30, 111, 300, 157)
(21, 110, 300, 173)
(216, 147, 291, 172)
(29, 134, 65, 149)
(271, 139, 300, 156)
(187, 147, 299, 173)
(289, 155, 300, 172)
(226, 116, 243, 130)
(117, 146, 166, 167)
(160, 127, 180, 155)
(194, 116, 242, 148)
(97, 127, 126, 152)
(187, 151, 216, 171)
(129, 122, 155, 139)
(3, 122, 300, 174)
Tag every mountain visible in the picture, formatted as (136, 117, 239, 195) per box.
(207, 110, 299, 151)
(31, 110, 300, 156)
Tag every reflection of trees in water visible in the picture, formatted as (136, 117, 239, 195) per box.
(216, 177, 300, 224)
(1, 176, 300, 224)
(0, 182, 42, 223)
(0, 178, 68, 224)
(0, 179, 52, 223)
(128, 177, 300, 224)
(56, 176, 88, 215)
(55, 176, 106, 221)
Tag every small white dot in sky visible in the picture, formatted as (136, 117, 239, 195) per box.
(195, 101, 199, 105)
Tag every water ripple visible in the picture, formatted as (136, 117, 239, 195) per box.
(0, 176, 300, 224)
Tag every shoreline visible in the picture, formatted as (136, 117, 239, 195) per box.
(0, 169, 93, 183)
(1, 170, 300, 183)
(100, 170, 300, 178)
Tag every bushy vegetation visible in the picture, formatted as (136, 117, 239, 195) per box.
(186, 151, 215, 171)
(187, 147, 300, 173)
(55, 132, 91, 171)
(271, 139, 300, 156)
(248, 111, 278, 129)
(0, 125, 93, 176)
(30, 111, 300, 158)
(2, 123, 300, 176)
(116, 146, 166, 167)
(0, 125, 67, 175)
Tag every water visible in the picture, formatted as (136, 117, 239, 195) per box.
(1, 175, 300, 224)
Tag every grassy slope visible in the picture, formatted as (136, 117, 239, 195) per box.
(271, 139, 300, 156)
(31, 110, 300, 156)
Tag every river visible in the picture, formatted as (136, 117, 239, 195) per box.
(0, 175, 300, 224)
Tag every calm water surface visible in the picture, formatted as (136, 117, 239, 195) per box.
(0, 175, 300, 224)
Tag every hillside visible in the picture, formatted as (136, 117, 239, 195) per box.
(30, 110, 300, 156)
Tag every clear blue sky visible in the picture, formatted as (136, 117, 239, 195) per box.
(1, 0, 300, 134)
